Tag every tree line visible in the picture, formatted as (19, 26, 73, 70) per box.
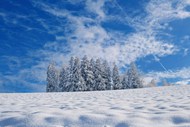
(46, 56, 143, 92)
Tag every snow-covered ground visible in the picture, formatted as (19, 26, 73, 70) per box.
(0, 85, 190, 127)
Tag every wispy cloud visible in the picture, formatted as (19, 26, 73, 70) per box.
(144, 67, 190, 86)
(147, 67, 190, 79)
(86, 0, 106, 20)
(32, 0, 183, 65)
(175, 79, 190, 85)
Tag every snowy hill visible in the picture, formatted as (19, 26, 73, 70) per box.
(0, 85, 190, 127)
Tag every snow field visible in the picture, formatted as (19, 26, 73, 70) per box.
(0, 85, 190, 127)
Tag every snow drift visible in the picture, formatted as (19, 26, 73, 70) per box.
(0, 85, 190, 127)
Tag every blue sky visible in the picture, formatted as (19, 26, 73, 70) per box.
(0, 0, 190, 92)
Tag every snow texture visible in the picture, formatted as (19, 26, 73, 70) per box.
(0, 85, 190, 127)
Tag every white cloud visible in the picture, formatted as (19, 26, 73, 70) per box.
(143, 66, 190, 86)
(184, 35, 190, 40)
(36, 0, 182, 65)
(146, 67, 190, 81)
(86, 0, 106, 19)
(183, 48, 189, 56)
(176, 79, 190, 85)
(146, 1, 190, 20)
(0, 71, 45, 92)
(181, 35, 190, 43)
(119, 33, 176, 66)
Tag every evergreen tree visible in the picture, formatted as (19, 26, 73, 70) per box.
(64, 67, 70, 92)
(90, 58, 96, 90)
(73, 57, 85, 91)
(112, 64, 122, 90)
(87, 59, 95, 91)
(121, 73, 130, 89)
(81, 55, 94, 91)
(127, 62, 143, 88)
(81, 56, 88, 81)
(102, 60, 112, 90)
(94, 59, 106, 90)
(96, 74, 106, 90)
(67, 57, 75, 92)
(59, 67, 68, 92)
(148, 79, 157, 87)
(46, 62, 59, 92)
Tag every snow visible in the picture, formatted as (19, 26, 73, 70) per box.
(1, 85, 190, 127)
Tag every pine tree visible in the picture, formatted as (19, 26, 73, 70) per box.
(46, 62, 59, 92)
(96, 74, 106, 90)
(64, 67, 70, 92)
(121, 73, 130, 89)
(148, 79, 157, 87)
(112, 64, 122, 90)
(67, 57, 75, 92)
(72, 57, 85, 91)
(127, 62, 143, 88)
(102, 60, 112, 90)
(59, 67, 68, 92)
(87, 60, 95, 91)
(81, 55, 94, 91)
(90, 58, 96, 90)
(81, 55, 88, 85)
(94, 59, 106, 90)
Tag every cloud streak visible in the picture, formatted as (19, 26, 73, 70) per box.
(144, 67, 190, 86)
(147, 67, 190, 80)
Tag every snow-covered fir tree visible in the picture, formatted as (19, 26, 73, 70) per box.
(46, 62, 59, 92)
(81, 55, 88, 90)
(94, 59, 106, 90)
(67, 57, 75, 92)
(87, 59, 95, 91)
(90, 58, 96, 90)
(121, 73, 130, 89)
(81, 55, 94, 91)
(102, 60, 112, 90)
(59, 67, 68, 92)
(64, 67, 71, 92)
(112, 63, 122, 90)
(127, 62, 143, 88)
(148, 79, 157, 87)
(72, 57, 85, 91)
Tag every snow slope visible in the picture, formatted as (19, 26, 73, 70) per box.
(0, 85, 190, 127)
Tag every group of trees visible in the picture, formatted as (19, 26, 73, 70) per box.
(46, 56, 143, 92)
